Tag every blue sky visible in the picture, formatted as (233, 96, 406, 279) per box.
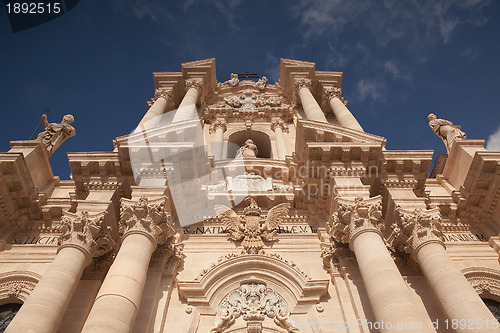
(1, 0, 499, 179)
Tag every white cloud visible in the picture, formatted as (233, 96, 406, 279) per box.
(486, 125, 500, 151)
(357, 79, 386, 102)
(384, 60, 411, 81)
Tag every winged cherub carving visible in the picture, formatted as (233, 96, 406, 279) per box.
(215, 197, 291, 254)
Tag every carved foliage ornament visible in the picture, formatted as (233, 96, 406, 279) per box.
(59, 210, 115, 258)
(119, 196, 175, 245)
(390, 207, 444, 254)
(329, 196, 384, 245)
(271, 118, 289, 133)
(215, 197, 291, 254)
(209, 119, 227, 134)
(211, 282, 300, 333)
(185, 78, 204, 93)
(294, 78, 311, 93)
(154, 88, 174, 102)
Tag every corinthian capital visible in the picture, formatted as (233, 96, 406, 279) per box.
(329, 196, 384, 245)
(209, 118, 227, 134)
(294, 78, 311, 93)
(389, 207, 444, 255)
(119, 196, 175, 246)
(271, 118, 289, 132)
(185, 78, 204, 93)
(153, 88, 174, 102)
(322, 87, 344, 103)
(59, 210, 115, 258)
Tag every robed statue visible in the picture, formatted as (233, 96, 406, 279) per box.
(235, 139, 258, 158)
(36, 114, 76, 156)
(427, 113, 466, 152)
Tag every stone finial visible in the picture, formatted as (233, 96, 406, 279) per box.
(153, 88, 174, 103)
(35, 113, 75, 157)
(119, 196, 175, 245)
(185, 78, 204, 93)
(271, 118, 289, 133)
(209, 119, 227, 134)
(389, 207, 444, 255)
(59, 210, 115, 258)
(329, 196, 384, 245)
(294, 78, 311, 93)
(427, 113, 467, 152)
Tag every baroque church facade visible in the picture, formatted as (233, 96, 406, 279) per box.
(1, 58, 500, 332)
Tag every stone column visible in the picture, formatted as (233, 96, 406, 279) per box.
(294, 78, 328, 123)
(138, 88, 173, 129)
(7, 211, 114, 333)
(323, 87, 364, 132)
(81, 197, 175, 333)
(330, 196, 432, 333)
(391, 208, 500, 333)
(209, 119, 227, 160)
(271, 118, 289, 159)
(172, 78, 203, 123)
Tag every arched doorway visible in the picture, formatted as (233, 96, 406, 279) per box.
(0, 303, 22, 331)
(483, 298, 500, 322)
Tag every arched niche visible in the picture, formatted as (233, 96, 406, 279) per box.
(226, 130, 272, 159)
(177, 254, 329, 315)
(0, 271, 40, 305)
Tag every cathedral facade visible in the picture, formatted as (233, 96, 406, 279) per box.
(1, 58, 500, 332)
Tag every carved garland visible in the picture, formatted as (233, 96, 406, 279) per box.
(211, 282, 300, 333)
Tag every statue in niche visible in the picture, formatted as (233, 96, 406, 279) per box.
(256, 76, 268, 90)
(236, 139, 258, 158)
(35, 113, 76, 156)
(427, 113, 466, 152)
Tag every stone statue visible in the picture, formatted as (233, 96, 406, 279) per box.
(235, 139, 258, 158)
(36, 114, 76, 156)
(427, 113, 466, 152)
(228, 73, 239, 86)
(256, 76, 268, 90)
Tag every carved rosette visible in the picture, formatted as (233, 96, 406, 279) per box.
(209, 119, 227, 134)
(271, 118, 289, 133)
(153, 88, 174, 103)
(58, 210, 115, 259)
(211, 282, 300, 333)
(293, 78, 311, 93)
(390, 207, 444, 255)
(329, 196, 384, 245)
(119, 196, 175, 246)
(185, 78, 204, 94)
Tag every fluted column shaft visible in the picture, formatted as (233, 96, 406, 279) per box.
(7, 211, 113, 333)
(82, 197, 175, 333)
(332, 197, 432, 333)
(295, 78, 328, 123)
(82, 233, 155, 333)
(416, 242, 500, 332)
(172, 79, 203, 123)
(329, 96, 364, 131)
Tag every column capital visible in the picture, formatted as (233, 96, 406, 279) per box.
(58, 210, 115, 259)
(389, 207, 444, 255)
(294, 77, 311, 93)
(185, 78, 204, 93)
(271, 118, 289, 133)
(329, 196, 384, 246)
(153, 87, 174, 103)
(209, 118, 227, 134)
(322, 87, 346, 105)
(119, 196, 175, 246)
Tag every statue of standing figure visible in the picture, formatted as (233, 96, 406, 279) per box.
(235, 139, 258, 158)
(427, 113, 466, 152)
(36, 114, 76, 156)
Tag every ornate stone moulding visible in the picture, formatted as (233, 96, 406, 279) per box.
(462, 266, 500, 298)
(0, 271, 41, 303)
(177, 253, 329, 315)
